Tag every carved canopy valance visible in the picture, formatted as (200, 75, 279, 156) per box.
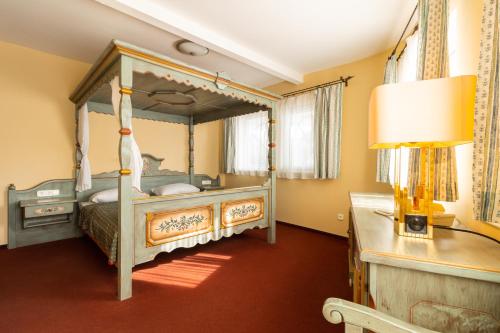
(69, 40, 280, 125)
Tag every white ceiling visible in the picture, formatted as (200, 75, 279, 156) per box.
(0, 0, 417, 87)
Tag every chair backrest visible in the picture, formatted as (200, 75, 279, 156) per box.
(323, 298, 438, 333)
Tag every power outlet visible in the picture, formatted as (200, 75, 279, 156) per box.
(201, 180, 212, 185)
(337, 213, 344, 221)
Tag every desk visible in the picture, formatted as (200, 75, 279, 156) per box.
(349, 193, 500, 332)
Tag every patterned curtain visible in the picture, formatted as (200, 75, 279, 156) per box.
(314, 83, 344, 179)
(407, 0, 458, 201)
(376, 55, 398, 183)
(223, 117, 236, 173)
(473, 0, 500, 223)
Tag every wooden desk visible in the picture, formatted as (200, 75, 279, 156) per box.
(349, 192, 500, 332)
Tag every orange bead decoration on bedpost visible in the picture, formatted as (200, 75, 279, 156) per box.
(119, 87, 133, 95)
(119, 128, 132, 136)
(119, 169, 132, 175)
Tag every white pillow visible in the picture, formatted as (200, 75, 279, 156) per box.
(89, 188, 149, 203)
(151, 183, 200, 196)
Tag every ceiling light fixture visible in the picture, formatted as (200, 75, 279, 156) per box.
(148, 90, 197, 106)
(176, 40, 209, 56)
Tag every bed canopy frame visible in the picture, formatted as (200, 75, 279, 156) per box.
(69, 40, 280, 300)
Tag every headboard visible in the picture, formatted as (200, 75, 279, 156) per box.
(7, 154, 219, 248)
(76, 154, 220, 202)
(9, 154, 220, 204)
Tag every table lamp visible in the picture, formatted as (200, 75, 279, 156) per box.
(368, 75, 476, 239)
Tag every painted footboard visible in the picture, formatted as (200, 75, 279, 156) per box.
(133, 186, 270, 265)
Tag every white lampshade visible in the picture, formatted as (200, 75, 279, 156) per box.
(368, 75, 476, 149)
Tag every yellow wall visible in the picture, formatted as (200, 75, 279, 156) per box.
(0, 41, 220, 245)
(226, 51, 393, 236)
(87, 113, 220, 176)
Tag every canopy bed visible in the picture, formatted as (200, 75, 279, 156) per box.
(8, 40, 279, 301)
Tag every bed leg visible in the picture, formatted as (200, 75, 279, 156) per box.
(267, 220, 276, 244)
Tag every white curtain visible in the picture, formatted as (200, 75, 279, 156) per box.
(231, 111, 269, 176)
(398, 33, 418, 83)
(277, 91, 316, 179)
(110, 76, 143, 190)
(76, 103, 91, 192)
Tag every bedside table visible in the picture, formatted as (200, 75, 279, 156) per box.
(20, 197, 76, 228)
(8, 196, 79, 249)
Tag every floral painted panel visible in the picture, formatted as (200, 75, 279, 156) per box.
(146, 205, 213, 247)
(221, 197, 264, 228)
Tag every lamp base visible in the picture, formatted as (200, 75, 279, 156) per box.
(394, 211, 433, 239)
(392, 146, 436, 240)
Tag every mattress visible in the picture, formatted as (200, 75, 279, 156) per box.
(79, 202, 119, 264)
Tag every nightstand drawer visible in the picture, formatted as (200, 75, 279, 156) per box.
(24, 202, 74, 218)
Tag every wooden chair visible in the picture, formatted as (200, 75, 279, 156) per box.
(323, 298, 438, 333)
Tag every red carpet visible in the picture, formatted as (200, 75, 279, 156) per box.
(0, 223, 350, 332)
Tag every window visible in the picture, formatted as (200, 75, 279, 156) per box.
(230, 111, 269, 175)
(277, 91, 316, 179)
(224, 85, 343, 180)
(277, 85, 344, 180)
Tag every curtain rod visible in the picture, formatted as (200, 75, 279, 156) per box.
(389, 4, 418, 60)
(282, 76, 354, 98)
(396, 24, 419, 61)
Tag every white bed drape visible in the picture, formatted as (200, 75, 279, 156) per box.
(110, 76, 144, 190)
(76, 103, 91, 192)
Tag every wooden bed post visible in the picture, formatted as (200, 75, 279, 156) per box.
(268, 104, 277, 244)
(188, 115, 195, 184)
(117, 56, 134, 301)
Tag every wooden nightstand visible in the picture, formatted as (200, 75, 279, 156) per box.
(20, 197, 76, 228)
(8, 195, 79, 249)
